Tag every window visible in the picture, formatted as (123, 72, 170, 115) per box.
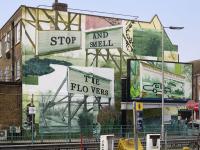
(4, 65, 12, 82)
(15, 22, 21, 44)
(0, 40, 2, 57)
(15, 59, 21, 80)
(0, 69, 2, 81)
(4, 66, 9, 82)
(6, 31, 12, 52)
(1, 36, 6, 55)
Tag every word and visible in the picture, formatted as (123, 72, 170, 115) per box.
(89, 31, 114, 48)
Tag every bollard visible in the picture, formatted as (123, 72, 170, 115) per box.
(182, 147, 190, 150)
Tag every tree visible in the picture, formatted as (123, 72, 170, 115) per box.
(78, 111, 94, 136)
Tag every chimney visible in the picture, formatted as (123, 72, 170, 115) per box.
(52, 1, 68, 11)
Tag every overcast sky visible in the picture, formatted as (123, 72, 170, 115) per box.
(0, 0, 199, 62)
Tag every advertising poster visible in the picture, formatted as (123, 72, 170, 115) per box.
(128, 59, 192, 102)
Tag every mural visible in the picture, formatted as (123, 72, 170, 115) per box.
(132, 29, 177, 57)
(22, 8, 120, 133)
(39, 66, 114, 133)
(128, 59, 192, 102)
(20, 7, 181, 133)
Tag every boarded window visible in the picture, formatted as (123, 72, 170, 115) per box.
(15, 59, 21, 80)
(6, 31, 12, 52)
(4, 65, 12, 82)
(0, 69, 3, 81)
(15, 22, 21, 44)
(0, 40, 2, 57)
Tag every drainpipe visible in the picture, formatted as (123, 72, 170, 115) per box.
(11, 21, 15, 82)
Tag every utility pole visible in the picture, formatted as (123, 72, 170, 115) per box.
(54, 0, 58, 30)
(133, 102, 138, 150)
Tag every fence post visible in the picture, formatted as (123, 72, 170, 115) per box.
(164, 130, 167, 150)
(11, 129, 13, 143)
(32, 113, 34, 144)
(41, 128, 43, 143)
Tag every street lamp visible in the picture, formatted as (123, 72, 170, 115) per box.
(161, 26, 184, 140)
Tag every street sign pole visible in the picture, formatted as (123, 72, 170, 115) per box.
(32, 113, 34, 144)
(29, 94, 35, 145)
(133, 102, 138, 150)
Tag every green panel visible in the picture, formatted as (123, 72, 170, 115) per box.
(133, 29, 178, 57)
(23, 75, 38, 85)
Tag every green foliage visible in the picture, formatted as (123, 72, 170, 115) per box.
(130, 85, 140, 98)
(78, 111, 94, 136)
(23, 57, 72, 76)
(100, 60, 115, 68)
(23, 75, 38, 85)
(143, 108, 161, 119)
(113, 72, 122, 112)
(97, 106, 121, 133)
(133, 29, 177, 57)
(97, 106, 120, 126)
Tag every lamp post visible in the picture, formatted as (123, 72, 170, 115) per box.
(161, 26, 184, 140)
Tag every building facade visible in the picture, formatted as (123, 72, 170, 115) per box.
(0, 4, 180, 132)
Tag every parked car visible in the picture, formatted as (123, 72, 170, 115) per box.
(187, 120, 200, 136)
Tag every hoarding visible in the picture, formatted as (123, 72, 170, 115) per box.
(86, 27, 123, 49)
(37, 31, 81, 55)
(128, 59, 192, 102)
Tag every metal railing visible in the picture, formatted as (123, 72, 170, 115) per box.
(0, 125, 199, 143)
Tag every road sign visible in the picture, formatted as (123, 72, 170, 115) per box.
(136, 102, 143, 111)
(29, 107, 36, 115)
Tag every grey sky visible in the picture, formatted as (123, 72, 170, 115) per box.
(0, 0, 199, 62)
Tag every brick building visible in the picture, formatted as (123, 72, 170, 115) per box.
(0, 7, 22, 129)
(191, 60, 200, 101)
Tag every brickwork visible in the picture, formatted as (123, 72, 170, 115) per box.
(0, 7, 22, 82)
(0, 83, 22, 129)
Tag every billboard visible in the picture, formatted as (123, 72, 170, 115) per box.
(128, 59, 192, 102)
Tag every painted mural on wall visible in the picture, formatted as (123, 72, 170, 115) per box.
(21, 8, 121, 133)
(125, 18, 179, 62)
(132, 29, 177, 57)
(128, 60, 192, 102)
(21, 7, 181, 132)
(39, 66, 114, 133)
